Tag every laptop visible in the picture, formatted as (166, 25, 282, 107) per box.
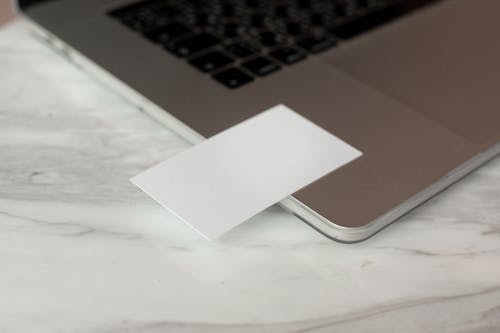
(17, 0, 500, 242)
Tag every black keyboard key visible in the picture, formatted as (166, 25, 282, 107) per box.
(213, 68, 254, 89)
(270, 47, 306, 64)
(194, 13, 209, 27)
(310, 13, 324, 26)
(297, 0, 311, 8)
(334, 4, 347, 17)
(260, 31, 285, 48)
(250, 14, 265, 27)
(297, 34, 337, 53)
(221, 5, 235, 17)
(146, 23, 191, 43)
(356, 0, 370, 8)
(242, 57, 281, 76)
(120, 7, 174, 33)
(223, 23, 240, 38)
(274, 5, 289, 17)
(286, 21, 303, 36)
(189, 51, 234, 72)
(171, 33, 221, 57)
(245, 0, 260, 8)
(225, 43, 255, 58)
(155, 5, 180, 17)
(330, 4, 412, 39)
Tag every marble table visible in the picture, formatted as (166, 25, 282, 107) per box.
(1, 19, 500, 333)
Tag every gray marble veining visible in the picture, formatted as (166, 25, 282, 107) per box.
(0, 20, 499, 333)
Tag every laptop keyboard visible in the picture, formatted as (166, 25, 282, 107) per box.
(109, 0, 439, 89)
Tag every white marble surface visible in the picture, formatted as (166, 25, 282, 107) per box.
(1, 19, 500, 333)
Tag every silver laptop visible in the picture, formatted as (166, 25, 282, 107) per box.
(17, 0, 500, 242)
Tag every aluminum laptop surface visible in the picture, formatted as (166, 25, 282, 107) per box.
(17, 0, 500, 241)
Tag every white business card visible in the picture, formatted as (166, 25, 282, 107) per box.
(131, 105, 362, 240)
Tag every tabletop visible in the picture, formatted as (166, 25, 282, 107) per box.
(1, 19, 500, 333)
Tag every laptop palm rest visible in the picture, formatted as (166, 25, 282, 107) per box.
(326, 0, 500, 144)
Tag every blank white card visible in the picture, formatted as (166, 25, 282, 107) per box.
(131, 105, 362, 240)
